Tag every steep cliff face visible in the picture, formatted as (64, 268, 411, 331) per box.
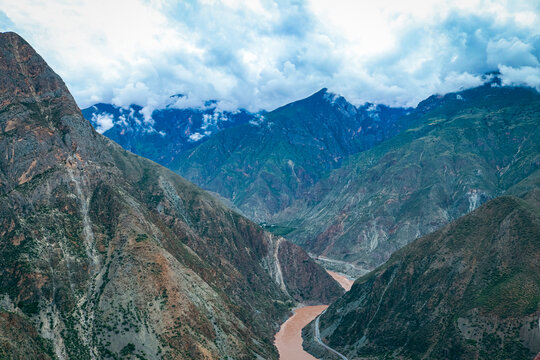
(0, 32, 342, 360)
(279, 85, 540, 268)
(304, 189, 540, 360)
(172, 89, 410, 222)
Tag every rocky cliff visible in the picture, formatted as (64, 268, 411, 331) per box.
(0, 32, 342, 360)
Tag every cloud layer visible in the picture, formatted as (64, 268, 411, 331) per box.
(1, 0, 539, 113)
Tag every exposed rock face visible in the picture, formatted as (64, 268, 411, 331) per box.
(276, 239, 342, 304)
(304, 189, 540, 360)
(278, 85, 540, 268)
(171, 88, 410, 222)
(0, 310, 55, 360)
(0, 32, 342, 360)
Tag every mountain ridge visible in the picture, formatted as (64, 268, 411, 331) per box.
(303, 188, 540, 359)
(275, 83, 540, 269)
(0, 31, 343, 360)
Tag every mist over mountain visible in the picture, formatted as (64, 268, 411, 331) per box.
(81, 102, 256, 166)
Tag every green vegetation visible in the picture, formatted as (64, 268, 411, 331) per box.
(120, 343, 136, 356)
(260, 223, 296, 236)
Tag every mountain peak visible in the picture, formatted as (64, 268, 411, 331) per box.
(0, 31, 100, 192)
(302, 87, 343, 105)
(0, 31, 90, 134)
(0, 31, 67, 101)
(0, 31, 27, 45)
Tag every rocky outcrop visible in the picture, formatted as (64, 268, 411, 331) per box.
(0, 32, 342, 359)
(304, 189, 540, 359)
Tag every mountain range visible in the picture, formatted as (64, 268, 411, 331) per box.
(89, 80, 540, 273)
(2, 30, 540, 360)
(276, 84, 540, 268)
(82, 102, 256, 167)
(0, 32, 342, 360)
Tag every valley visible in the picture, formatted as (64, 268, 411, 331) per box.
(80, 56, 540, 360)
(1, 13, 539, 359)
(88, 81, 540, 274)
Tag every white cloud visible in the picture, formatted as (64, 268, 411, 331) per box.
(188, 133, 205, 142)
(487, 37, 539, 68)
(0, 0, 539, 111)
(91, 112, 115, 133)
(499, 65, 540, 90)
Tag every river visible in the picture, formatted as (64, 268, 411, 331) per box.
(274, 271, 353, 360)
(326, 271, 354, 291)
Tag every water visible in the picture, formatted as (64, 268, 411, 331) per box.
(274, 271, 353, 359)
(274, 305, 328, 360)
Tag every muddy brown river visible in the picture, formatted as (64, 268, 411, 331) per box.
(274, 271, 353, 359)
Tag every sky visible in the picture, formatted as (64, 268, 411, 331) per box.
(1, 0, 540, 115)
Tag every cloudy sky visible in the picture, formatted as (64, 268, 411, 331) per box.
(1, 0, 539, 113)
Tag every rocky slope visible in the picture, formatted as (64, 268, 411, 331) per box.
(304, 188, 540, 359)
(277, 84, 540, 268)
(171, 88, 410, 221)
(0, 31, 342, 360)
(82, 102, 255, 167)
